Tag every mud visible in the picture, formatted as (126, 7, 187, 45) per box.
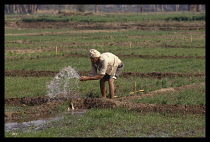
(5, 53, 205, 63)
(5, 83, 205, 122)
(5, 21, 205, 31)
(5, 109, 87, 132)
(5, 29, 125, 36)
(64, 53, 205, 59)
(5, 70, 205, 79)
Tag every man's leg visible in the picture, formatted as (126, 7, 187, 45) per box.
(108, 78, 115, 99)
(100, 78, 106, 98)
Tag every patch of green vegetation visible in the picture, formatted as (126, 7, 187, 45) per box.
(4, 55, 205, 74)
(5, 108, 205, 137)
(20, 12, 205, 23)
(132, 83, 205, 105)
(5, 77, 52, 98)
(5, 76, 205, 99)
(166, 15, 205, 21)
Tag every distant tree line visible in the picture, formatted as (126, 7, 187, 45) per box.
(5, 4, 204, 14)
(5, 5, 38, 14)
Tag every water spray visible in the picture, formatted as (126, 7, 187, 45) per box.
(46, 66, 80, 110)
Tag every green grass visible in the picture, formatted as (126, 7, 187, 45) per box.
(4, 56, 205, 74)
(5, 77, 52, 98)
(5, 76, 205, 98)
(5, 108, 205, 137)
(132, 83, 205, 105)
(20, 12, 205, 23)
(5, 29, 205, 62)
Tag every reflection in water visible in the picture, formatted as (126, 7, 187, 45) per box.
(5, 109, 87, 132)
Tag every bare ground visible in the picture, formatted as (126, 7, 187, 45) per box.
(5, 82, 205, 122)
(5, 52, 205, 62)
(5, 70, 205, 79)
(5, 21, 205, 31)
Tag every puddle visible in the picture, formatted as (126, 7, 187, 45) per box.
(5, 109, 87, 132)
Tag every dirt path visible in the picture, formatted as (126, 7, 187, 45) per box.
(115, 82, 205, 102)
(5, 53, 205, 62)
(5, 70, 205, 79)
(5, 83, 205, 121)
(5, 21, 205, 31)
(5, 29, 126, 36)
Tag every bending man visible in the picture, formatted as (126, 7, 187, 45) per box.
(80, 49, 124, 99)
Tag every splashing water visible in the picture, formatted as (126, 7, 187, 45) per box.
(46, 66, 80, 98)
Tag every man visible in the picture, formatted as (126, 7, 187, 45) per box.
(80, 49, 124, 99)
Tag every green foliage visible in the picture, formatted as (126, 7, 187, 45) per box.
(5, 108, 205, 137)
(21, 12, 205, 23)
(5, 77, 52, 97)
(132, 83, 205, 105)
(166, 15, 205, 21)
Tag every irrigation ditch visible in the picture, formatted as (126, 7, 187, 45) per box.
(5, 70, 205, 78)
(5, 21, 205, 31)
(5, 81, 205, 122)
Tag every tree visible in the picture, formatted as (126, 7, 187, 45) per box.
(196, 4, 202, 12)
(77, 5, 86, 12)
(175, 4, 179, 11)
(5, 4, 38, 14)
(188, 4, 196, 11)
(95, 5, 99, 13)
(140, 5, 144, 13)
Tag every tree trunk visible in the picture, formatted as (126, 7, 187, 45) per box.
(29, 4, 32, 13)
(175, 4, 179, 11)
(95, 5, 98, 13)
(153, 5, 156, 12)
(196, 4, 202, 12)
(161, 5, 164, 11)
(189, 4, 196, 11)
(140, 5, 144, 13)
(8, 5, 14, 13)
(20, 5, 27, 13)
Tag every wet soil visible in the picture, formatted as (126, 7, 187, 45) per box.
(5, 109, 87, 132)
(5, 83, 205, 122)
(5, 53, 205, 63)
(5, 70, 205, 79)
(63, 53, 205, 59)
(5, 21, 205, 31)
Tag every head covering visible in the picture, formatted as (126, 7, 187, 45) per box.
(88, 49, 101, 58)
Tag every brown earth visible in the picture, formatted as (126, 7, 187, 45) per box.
(63, 53, 205, 59)
(5, 29, 126, 36)
(4, 83, 205, 121)
(5, 53, 205, 62)
(5, 70, 205, 79)
(4, 40, 205, 49)
(5, 21, 205, 31)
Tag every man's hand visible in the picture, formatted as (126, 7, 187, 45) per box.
(80, 76, 88, 81)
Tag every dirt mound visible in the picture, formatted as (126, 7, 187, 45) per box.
(5, 96, 49, 106)
(5, 53, 205, 63)
(121, 72, 205, 79)
(5, 100, 65, 121)
(5, 97, 205, 121)
(60, 53, 206, 59)
(5, 70, 205, 79)
(5, 83, 205, 121)
(117, 54, 205, 59)
(5, 70, 58, 77)
(5, 21, 205, 31)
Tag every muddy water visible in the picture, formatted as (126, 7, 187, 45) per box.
(5, 109, 87, 132)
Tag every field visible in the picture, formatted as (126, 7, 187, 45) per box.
(4, 12, 205, 137)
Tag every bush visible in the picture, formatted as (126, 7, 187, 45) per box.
(165, 15, 205, 21)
